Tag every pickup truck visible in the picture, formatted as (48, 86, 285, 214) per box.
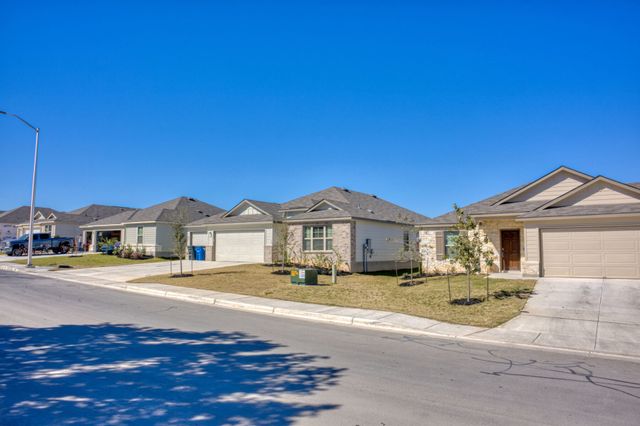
(3, 233, 74, 256)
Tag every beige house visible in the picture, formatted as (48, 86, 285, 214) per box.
(80, 197, 224, 256)
(418, 167, 640, 279)
(281, 187, 427, 272)
(186, 187, 427, 272)
(187, 200, 283, 263)
(0, 206, 56, 242)
(15, 205, 132, 244)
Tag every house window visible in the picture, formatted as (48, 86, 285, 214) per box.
(303, 225, 333, 251)
(403, 230, 410, 250)
(44, 225, 52, 233)
(137, 226, 144, 244)
(444, 231, 459, 259)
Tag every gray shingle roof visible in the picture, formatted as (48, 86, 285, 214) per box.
(420, 177, 640, 225)
(0, 206, 58, 224)
(520, 203, 640, 218)
(83, 197, 224, 227)
(283, 187, 429, 225)
(189, 200, 282, 226)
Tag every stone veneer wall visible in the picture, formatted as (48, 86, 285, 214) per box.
(288, 221, 353, 271)
(419, 218, 525, 274)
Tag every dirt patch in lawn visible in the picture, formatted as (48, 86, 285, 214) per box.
(131, 264, 536, 327)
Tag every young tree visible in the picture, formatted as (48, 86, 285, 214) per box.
(450, 204, 495, 303)
(273, 223, 295, 273)
(171, 208, 189, 277)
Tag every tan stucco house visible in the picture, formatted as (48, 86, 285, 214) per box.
(418, 166, 640, 279)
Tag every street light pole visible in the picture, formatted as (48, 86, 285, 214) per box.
(0, 111, 40, 268)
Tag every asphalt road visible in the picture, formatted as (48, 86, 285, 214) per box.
(1, 270, 639, 426)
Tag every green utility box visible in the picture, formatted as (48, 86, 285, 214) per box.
(290, 268, 318, 285)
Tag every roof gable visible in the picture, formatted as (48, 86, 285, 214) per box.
(536, 176, 640, 210)
(224, 200, 267, 217)
(493, 166, 592, 205)
(307, 200, 344, 212)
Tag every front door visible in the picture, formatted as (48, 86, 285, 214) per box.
(501, 230, 521, 271)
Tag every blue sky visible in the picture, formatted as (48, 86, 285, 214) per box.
(1, 1, 639, 217)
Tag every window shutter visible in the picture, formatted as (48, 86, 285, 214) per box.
(435, 231, 445, 261)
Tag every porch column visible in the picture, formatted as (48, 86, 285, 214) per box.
(92, 231, 98, 252)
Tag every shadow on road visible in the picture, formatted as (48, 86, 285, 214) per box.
(0, 323, 343, 424)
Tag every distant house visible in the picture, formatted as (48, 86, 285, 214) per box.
(80, 197, 224, 256)
(187, 187, 428, 272)
(0, 206, 57, 242)
(15, 204, 134, 243)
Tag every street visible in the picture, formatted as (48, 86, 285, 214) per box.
(1, 270, 639, 425)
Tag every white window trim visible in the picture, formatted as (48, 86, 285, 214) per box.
(303, 225, 333, 252)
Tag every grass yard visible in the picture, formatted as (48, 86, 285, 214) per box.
(12, 254, 166, 269)
(131, 264, 536, 327)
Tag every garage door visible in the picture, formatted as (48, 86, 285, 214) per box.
(542, 228, 640, 278)
(215, 231, 265, 262)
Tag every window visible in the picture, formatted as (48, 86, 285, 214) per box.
(444, 231, 459, 259)
(303, 225, 333, 251)
(403, 231, 410, 251)
(137, 226, 144, 244)
(44, 225, 52, 233)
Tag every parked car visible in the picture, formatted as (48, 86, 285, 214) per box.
(3, 233, 74, 256)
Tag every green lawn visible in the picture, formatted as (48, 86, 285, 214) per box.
(131, 264, 536, 327)
(12, 254, 166, 269)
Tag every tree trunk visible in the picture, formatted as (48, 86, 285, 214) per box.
(447, 273, 452, 303)
(467, 272, 471, 303)
(179, 255, 183, 276)
(486, 274, 489, 300)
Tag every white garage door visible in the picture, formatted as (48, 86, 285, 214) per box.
(215, 231, 265, 262)
(542, 227, 640, 278)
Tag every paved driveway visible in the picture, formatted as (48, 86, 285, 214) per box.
(51, 260, 245, 283)
(476, 277, 640, 357)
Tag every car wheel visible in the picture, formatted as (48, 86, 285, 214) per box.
(12, 247, 24, 256)
(59, 244, 70, 254)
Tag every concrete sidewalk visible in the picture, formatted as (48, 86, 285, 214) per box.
(2, 262, 639, 361)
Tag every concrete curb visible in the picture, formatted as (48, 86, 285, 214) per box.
(2, 263, 639, 363)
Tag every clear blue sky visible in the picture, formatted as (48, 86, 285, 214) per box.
(2, 1, 639, 217)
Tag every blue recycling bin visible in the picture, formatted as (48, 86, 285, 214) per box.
(194, 246, 205, 261)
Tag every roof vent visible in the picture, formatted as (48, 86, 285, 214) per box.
(367, 209, 374, 214)
(188, 197, 196, 202)
(343, 188, 351, 193)
(197, 210, 203, 214)
(371, 194, 378, 199)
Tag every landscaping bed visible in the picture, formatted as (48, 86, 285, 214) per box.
(131, 264, 536, 327)
(12, 254, 165, 269)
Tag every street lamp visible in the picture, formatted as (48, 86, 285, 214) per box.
(0, 111, 40, 268)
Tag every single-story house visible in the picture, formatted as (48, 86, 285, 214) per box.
(187, 199, 283, 263)
(186, 187, 427, 272)
(418, 166, 640, 279)
(81, 197, 224, 256)
(282, 187, 428, 272)
(16, 204, 133, 244)
(0, 206, 56, 242)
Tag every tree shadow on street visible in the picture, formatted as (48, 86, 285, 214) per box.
(0, 323, 344, 425)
